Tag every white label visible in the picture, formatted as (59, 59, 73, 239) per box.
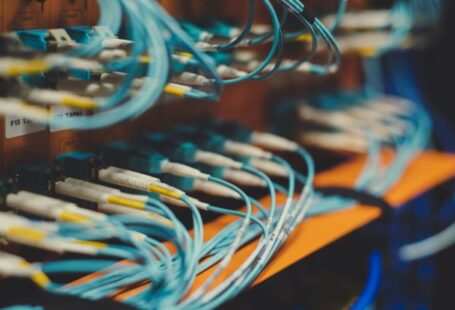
(5, 116, 46, 139)
(50, 106, 85, 132)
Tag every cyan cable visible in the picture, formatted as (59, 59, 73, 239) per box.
(217, 0, 256, 51)
(182, 176, 252, 305)
(221, 0, 282, 84)
(49, 0, 169, 129)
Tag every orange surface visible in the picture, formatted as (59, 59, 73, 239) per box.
(71, 151, 455, 300)
(193, 150, 455, 289)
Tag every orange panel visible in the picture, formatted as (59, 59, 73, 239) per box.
(70, 151, 455, 301)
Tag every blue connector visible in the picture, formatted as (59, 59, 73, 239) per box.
(100, 142, 167, 175)
(134, 133, 199, 163)
(55, 151, 99, 181)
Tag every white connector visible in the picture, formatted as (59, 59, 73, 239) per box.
(57, 178, 150, 205)
(251, 24, 272, 35)
(0, 98, 50, 122)
(251, 132, 299, 151)
(104, 166, 160, 183)
(199, 31, 214, 43)
(249, 158, 289, 177)
(99, 168, 152, 192)
(224, 140, 272, 159)
(161, 161, 210, 180)
(6, 191, 107, 222)
(217, 65, 248, 78)
(222, 169, 267, 187)
(63, 178, 120, 194)
(45, 54, 103, 72)
(0, 213, 102, 255)
(196, 42, 218, 52)
(299, 131, 369, 153)
(160, 196, 209, 211)
(101, 38, 132, 49)
(193, 180, 241, 200)
(194, 150, 242, 169)
(98, 49, 128, 62)
(97, 203, 173, 227)
(26, 89, 99, 109)
(172, 54, 192, 64)
(0, 252, 31, 276)
(174, 72, 211, 86)
(55, 181, 111, 203)
(99, 167, 185, 196)
(0, 252, 38, 278)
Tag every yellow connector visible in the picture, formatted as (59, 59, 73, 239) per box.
(31, 271, 52, 288)
(356, 47, 378, 58)
(138, 55, 153, 63)
(62, 97, 98, 110)
(174, 51, 193, 59)
(73, 240, 108, 249)
(295, 33, 313, 43)
(107, 196, 147, 210)
(164, 84, 187, 97)
(6, 60, 51, 77)
(58, 211, 90, 223)
(20, 261, 51, 288)
(148, 184, 182, 200)
(7, 227, 47, 242)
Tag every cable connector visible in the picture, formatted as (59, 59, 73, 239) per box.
(26, 89, 99, 109)
(251, 132, 299, 151)
(97, 203, 174, 228)
(0, 251, 50, 288)
(6, 191, 107, 223)
(161, 161, 210, 180)
(194, 150, 242, 169)
(160, 196, 209, 211)
(174, 72, 211, 86)
(193, 179, 241, 200)
(0, 98, 51, 122)
(249, 158, 289, 177)
(224, 141, 272, 159)
(222, 169, 267, 187)
(217, 65, 248, 78)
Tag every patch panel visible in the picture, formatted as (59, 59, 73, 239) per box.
(0, 1, 449, 309)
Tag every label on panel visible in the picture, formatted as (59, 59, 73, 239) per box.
(50, 106, 85, 132)
(5, 116, 47, 139)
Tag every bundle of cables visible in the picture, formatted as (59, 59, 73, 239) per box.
(1, 112, 432, 309)
(0, 121, 316, 309)
(0, 0, 348, 129)
(321, 0, 442, 54)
